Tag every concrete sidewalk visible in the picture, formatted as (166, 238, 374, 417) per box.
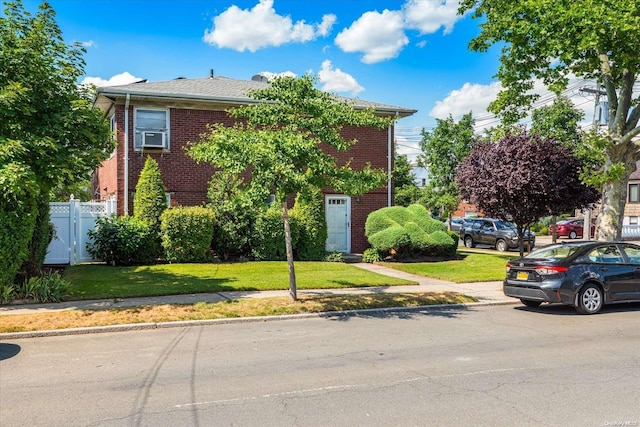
(0, 263, 511, 317)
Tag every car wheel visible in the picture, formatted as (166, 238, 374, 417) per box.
(495, 239, 507, 252)
(520, 299, 542, 307)
(464, 236, 475, 248)
(569, 230, 577, 239)
(575, 284, 603, 314)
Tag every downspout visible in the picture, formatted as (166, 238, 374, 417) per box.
(387, 111, 399, 207)
(124, 93, 130, 215)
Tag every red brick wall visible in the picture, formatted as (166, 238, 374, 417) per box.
(94, 103, 393, 253)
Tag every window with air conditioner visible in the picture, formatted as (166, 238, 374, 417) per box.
(134, 108, 169, 150)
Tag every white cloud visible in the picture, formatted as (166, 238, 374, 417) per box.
(317, 60, 364, 95)
(335, 9, 408, 64)
(430, 76, 598, 132)
(81, 40, 97, 48)
(403, 0, 465, 35)
(203, 0, 335, 52)
(80, 72, 143, 87)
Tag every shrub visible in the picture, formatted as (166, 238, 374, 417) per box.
(324, 251, 344, 263)
(16, 270, 69, 303)
(161, 206, 216, 263)
(87, 215, 157, 266)
(133, 156, 167, 232)
(207, 172, 255, 260)
(0, 283, 15, 304)
(362, 248, 383, 263)
(19, 195, 53, 280)
(290, 187, 327, 261)
(252, 205, 300, 261)
(365, 204, 456, 258)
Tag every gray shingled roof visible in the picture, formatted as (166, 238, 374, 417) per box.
(95, 75, 416, 117)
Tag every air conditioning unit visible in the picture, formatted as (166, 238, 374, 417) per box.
(142, 131, 166, 148)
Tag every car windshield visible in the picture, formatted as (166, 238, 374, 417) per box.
(526, 244, 582, 260)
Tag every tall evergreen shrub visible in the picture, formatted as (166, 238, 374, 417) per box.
(290, 187, 327, 260)
(134, 156, 167, 232)
(160, 206, 216, 263)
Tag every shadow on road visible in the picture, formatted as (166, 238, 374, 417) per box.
(0, 343, 21, 360)
(513, 301, 640, 316)
(320, 305, 473, 322)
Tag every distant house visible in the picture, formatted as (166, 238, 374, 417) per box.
(412, 166, 429, 188)
(92, 74, 416, 253)
(623, 162, 640, 226)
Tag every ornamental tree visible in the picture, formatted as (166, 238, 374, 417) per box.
(459, 0, 640, 241)
(456, 132, 600, 256)
(188, 75, 391, 300)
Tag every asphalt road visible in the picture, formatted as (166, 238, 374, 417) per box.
(1, 303, 639, 426)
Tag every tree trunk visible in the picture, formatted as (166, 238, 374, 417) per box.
(282, 202, 297, 301)
(596, 152, 636, 241)
(551, 215, 557, 244)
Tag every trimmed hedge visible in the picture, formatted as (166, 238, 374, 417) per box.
(161, 206, 216, 263)
(87, 215, 157, 266)
(290, 187, 327, 261)
(365, 203, 456, 258)
(251, 205, 300, 261)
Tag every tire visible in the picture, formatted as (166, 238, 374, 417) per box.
(520, 299, 542, 307)
(569, 230, 577, 239)
(464, 236, 475, 248)
(575, 283, 603, 314)
(495, 239, 507, 252)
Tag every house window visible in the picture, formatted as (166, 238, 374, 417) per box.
(629, 184, 639, 203)
(134, 108, 169, 150)
(630, 217, 638, 225)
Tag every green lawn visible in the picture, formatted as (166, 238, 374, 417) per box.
(379, 250, 517, 283)
(62, 261, 417, 300)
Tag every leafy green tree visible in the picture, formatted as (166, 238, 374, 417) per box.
(189, 75, 390, 300)
(530, 96, 588, 242)
(0, 0, 113, 283)
(418, 113, 476, 226)
(393, 151, 421, 206)
(459, 0, 640, 240)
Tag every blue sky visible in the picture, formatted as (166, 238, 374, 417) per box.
(21, 0, 599, 160)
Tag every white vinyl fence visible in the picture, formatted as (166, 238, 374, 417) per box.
(44, 197, 116, 265)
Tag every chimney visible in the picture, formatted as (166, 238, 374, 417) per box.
(209, 69, 214, 79)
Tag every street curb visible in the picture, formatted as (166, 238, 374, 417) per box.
(0, 300, 517, 340)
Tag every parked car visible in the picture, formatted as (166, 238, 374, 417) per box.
(504, 241, 640, 314)
(459, 218, 535, 252)
(548, 218, 595, 239)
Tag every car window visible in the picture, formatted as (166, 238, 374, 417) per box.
(527, 245, 580, 259)
(588, 246, 624, 264)
(575, 220, 583, 226)
(482, 222, 493, 231)
(472, 221, 481, 230)
(622, 245, 640, 264)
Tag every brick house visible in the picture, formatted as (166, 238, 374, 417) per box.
(92, 74, 416, 253)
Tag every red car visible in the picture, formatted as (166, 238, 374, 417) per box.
(549, 219, 595, 239)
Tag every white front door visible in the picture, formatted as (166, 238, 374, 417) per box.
(326, 196, 351, 253)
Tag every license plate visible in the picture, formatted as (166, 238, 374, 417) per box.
(516, 271, 529, 280)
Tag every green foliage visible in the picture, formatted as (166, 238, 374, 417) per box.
(459, 0, 640, 240)
(324, 251, 344, 263)
(19, 195, 53, 280)
(252, 205, 300, 261)
(0, 283, 15, 304)
(395, 185, 424, 207)
(0, 162, 39, 285)
(87, 215, 157, 266)
(290, 187, 327, 261)
(133, 156, 167, 232)
(16, 270, 69, 303)
(0, 0, 113, 279)
(418, 113, 476, 218)
(207, 171, 257, 260)
(365, 204, 455, 258)
(362, 248, 383, 263)
(394, 152, 416, 189)
(160, 206, 216, 263)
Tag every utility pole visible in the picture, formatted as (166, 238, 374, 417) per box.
(579, 85, 607, 240)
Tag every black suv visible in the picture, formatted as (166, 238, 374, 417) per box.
(459, 218, 535, 252)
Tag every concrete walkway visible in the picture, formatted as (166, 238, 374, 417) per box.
(0, 263, 511, 317)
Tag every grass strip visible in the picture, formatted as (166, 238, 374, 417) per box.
(0, 292, 476, 333)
